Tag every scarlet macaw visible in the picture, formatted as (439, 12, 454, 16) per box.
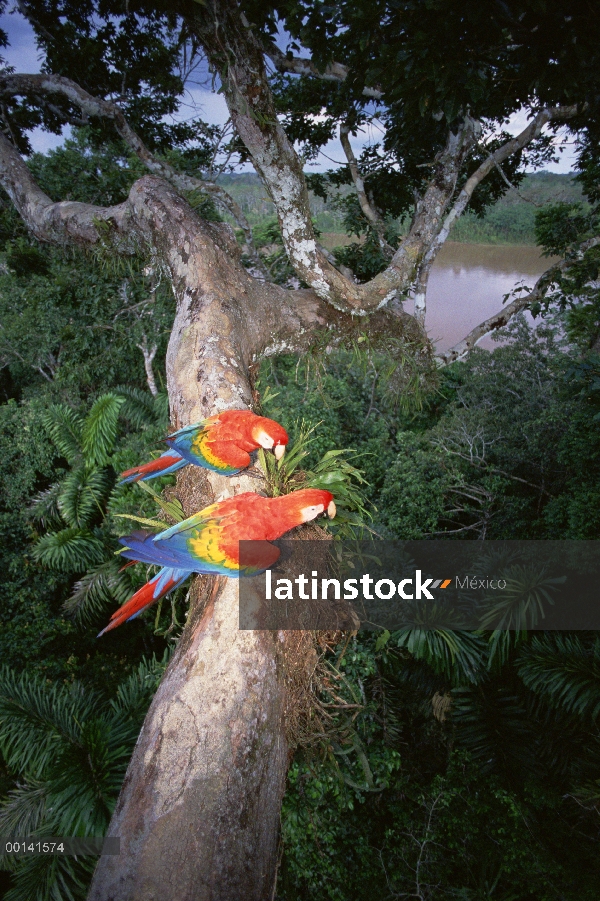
(119, 410, 288, 483)
(98, 488, 336, 635)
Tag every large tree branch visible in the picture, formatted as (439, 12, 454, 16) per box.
(189, 1, 479, 316)
(339, 123, 393, 258)
(0, 130, 131, 244)
(409, 103, 583, 328)
(265, 42, 383, 100)
(426, 104, 583, 262)
(190, 1, 364, 312)
(0, 72, 270, 277)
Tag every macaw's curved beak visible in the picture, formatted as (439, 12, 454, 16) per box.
(274, 444, 286, 460)
(327, 500, 336, 519)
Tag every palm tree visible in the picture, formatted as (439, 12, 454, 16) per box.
(30, 389, 168, 626)
(0, 653, 169, 901)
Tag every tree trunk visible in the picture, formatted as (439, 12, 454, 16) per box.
(86, 181, 296, 901)
(88, 576, 288, 901)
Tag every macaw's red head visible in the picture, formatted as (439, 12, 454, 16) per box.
(274, 488, 336, 528)
(250, 416, 289, 460)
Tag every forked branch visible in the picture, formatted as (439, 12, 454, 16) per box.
(265, 43, 383, 100)
(0, 73, 269, 277)
(339, 123, 393, 258)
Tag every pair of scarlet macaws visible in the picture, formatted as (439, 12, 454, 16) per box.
(99, 410, 335, 635)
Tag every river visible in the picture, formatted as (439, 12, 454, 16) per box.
(425, 243, 556, 352)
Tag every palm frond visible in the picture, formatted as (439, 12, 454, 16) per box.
(45, 726, 116, 835)
(110, 650, 171, 720)
(0, 669, 98, 777)
(29, 482, 63, 529)
(42, 406, 84, 463)
(0, 656, 169, 901)
(0, 781, 48, 839)
(57, 466, 112, 529)
(478, 565, 565, 630)
(393, 629, 487, 686)
(33, 528, 106, 572)
(451, 684, 537, 774)
(81, 394, 124, 467)
(486, 629, 528, 671)
(115, 385, 168, 429)
(3, 850, 93, 901)
(63, 560, 132, 624)
(517, 633, 600, 721)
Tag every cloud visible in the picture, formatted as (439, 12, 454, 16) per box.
(1, 10, 72, 152)
(505, 109, 577, 174)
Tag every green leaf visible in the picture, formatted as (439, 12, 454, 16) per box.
(136, 480, 186, 522)
(112, 513, 170, 530)
(43, 405, 84, 462)
(33, 528, 106, 572)
(58, 466, 112, 528)
(375, 629, 391, 651)
(81, 394, 125, 466)
(63, 560, 132, 624)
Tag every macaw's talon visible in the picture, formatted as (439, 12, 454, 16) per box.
(274, 444, 286, 460)
(245, 466, 265, 479)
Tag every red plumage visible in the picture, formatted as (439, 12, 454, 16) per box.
(99, 488, 336, 636)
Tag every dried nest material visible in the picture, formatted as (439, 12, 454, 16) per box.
(276, 629, 365, 751)
(174, 464, 213, 517)
(270, 523, 365, 749)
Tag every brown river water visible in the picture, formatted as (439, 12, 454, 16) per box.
(425, 243, 556, 352)
(320, 236, 556, 352)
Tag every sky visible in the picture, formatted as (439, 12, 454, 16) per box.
(0, 7, 577, 174)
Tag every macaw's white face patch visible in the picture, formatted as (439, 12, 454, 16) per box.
(301, 504, 325, 523)
(255, 430, 274, 449)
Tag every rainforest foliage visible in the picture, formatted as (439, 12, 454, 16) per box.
(0, 139, 599, 899)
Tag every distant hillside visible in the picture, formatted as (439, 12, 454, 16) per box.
(449, 172, 585, 244)
(217, 172, 346, 232)
(217, 171, 584, 245)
